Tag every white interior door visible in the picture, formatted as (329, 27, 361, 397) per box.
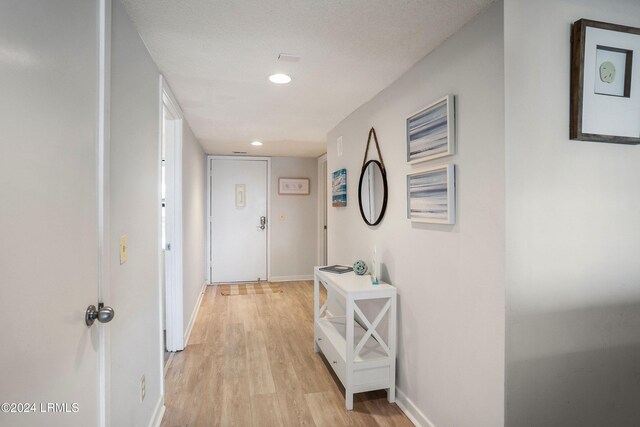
(0, 1, 102, 426)
(210, 158, 268, 282)
(162, 89, 184, 352)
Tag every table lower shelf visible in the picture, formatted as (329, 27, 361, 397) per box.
(316, 316, 388, 365)
(315, 317, 392, 394)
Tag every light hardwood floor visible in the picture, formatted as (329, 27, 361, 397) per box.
(161, 280, 413, 427)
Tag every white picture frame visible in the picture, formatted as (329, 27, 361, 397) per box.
(594, 45, 632, 97)
(278, 177, 310, 195)
(407, 163, 455, 224)
(406, 94, 455, 164)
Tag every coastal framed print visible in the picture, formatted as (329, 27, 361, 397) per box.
(570, 19, 640, 144)
(407, 163, 455, 224)
(332, 169, 347, 207)
(406, 95, 455, 164)
(278, 178, 310, 195)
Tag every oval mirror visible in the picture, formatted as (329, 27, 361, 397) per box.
(358, 160, 388, 226)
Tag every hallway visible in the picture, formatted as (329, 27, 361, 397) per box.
(161, 282, 411, 426)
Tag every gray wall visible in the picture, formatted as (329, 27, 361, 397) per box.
(327, 3, 505, 426)
(270, 157, 318, 280)
(504, 0, 640, 425)
(109, 1, 162, 425)
(182, 122, 207, 331)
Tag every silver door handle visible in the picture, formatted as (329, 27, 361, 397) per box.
(257, 216, 267, 230)
(85, 303, 115, 326)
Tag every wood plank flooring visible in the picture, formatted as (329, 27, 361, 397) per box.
(161, 280, 413, 427)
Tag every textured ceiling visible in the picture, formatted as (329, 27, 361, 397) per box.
(121, 0, 493, 157)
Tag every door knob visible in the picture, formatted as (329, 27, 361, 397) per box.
(85, 303, 115, 326)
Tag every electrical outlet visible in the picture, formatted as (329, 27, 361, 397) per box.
(140, 374, 146, 402)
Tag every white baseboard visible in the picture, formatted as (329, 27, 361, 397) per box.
(148, 396, 165, 427)
(183, 281, 207, 346)
(396, 387, 435, 427)
(269, 274, 314, 282)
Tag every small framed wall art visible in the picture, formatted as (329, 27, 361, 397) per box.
(406, 163, 455, 224)
(570, 19, 640, 144)
(278, 178, 310, 195)
(332, 169, 347, 207)
(406, 94, 455, 164)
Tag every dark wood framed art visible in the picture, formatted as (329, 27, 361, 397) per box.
(570, 19, 640, 145)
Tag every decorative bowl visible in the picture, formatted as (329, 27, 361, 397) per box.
(353, 260, 368, 275)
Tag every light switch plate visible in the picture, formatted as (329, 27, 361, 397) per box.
(120, 235, 128, 264)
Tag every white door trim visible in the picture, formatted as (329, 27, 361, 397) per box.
(155, 77, 165, 402)
(207, 157, 212, 282)
(98, 1, 112, 426)
(161, 77, 185, 352)
(207, 155, 272, 283)
(316, 153, 327, 266)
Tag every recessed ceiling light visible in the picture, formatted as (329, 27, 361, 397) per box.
(251, 141, 263, 146)
(269, 73, 291, 84)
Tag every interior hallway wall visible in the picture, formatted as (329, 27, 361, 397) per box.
(109, 0, 162, 425)
(270, 156, 318, 280)
(182, 122, 207, 333)
(504, 0, 640, 425)
(326, 3, 505, 426)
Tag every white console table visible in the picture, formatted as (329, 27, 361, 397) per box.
(313, 266, 397, 410)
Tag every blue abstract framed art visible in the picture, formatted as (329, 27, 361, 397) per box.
(406, 95, 455, 164)
(406, 163, 455, 224)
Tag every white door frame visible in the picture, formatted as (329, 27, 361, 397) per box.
(98, 1, 112, 425)
(207, 155, 271, 283)
(160, 77, 184, 352)
(317, 153, 327, 266)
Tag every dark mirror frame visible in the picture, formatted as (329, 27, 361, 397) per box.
(358, 159, 388, 226)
